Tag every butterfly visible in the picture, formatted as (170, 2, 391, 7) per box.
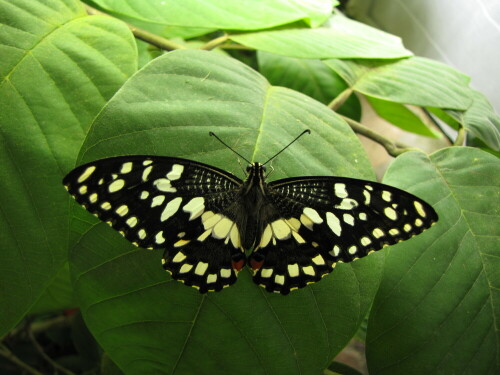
(63, 131, 438, 295)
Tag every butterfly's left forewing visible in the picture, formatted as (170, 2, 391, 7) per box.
(63, 155, 246, 292)
(250, 176, 438, 294)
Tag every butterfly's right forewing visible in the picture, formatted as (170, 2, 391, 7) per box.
(63, 155, 246, 292)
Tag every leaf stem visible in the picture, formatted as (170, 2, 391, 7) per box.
(422, 108, 453, 144)
(0, 344, 44, 375)
(328, 88, 353, 111)
(27, 327, 77, 375)
(454, 127, 466, 146)
(83, 4, 187, 51)
(340, 115, 422, 157)
(200, 34, 230, 50)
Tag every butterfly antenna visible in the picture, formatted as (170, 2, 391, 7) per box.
(263, 129, 311, 165)
(209, 132, 251, 164)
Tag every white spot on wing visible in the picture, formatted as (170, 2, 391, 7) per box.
(335, 198, 359, 210)
(108, 179, 125, 193)
(154, 178, 176, 193)
(330, 245, 340, 257)
(292, 231, 305, 244)
(213, 217, 233, 239)
(274, 274, 285, 285)
(334, 183, 348, 198)
(230, 224, 240, 248)
(343, 213, 355, 226)
(101, 202, 111, 210)
(121, 162, 133, 174)
(361, 237, 371, 246)
(179, 263, 192, 273)
(261, 268, 273, 278)
(384, 207, 397, 220)
(326, 212, 341, 236)
(414, 201, 427, 217)
(116, 205, 129, 216)
(303, 207, 323, 224)
(152, 195, 165, 207)
(260, 224, 273, 248)
(155, 231, 165, 244)
(312, 254, 325, 265)
(194, 262, 208, 276)
(363, 190, 371, 205)
(182, 197, 205, 220)
(382, 191, 392, 202)
(288, 263, 299, 277)
(167, 164, 184, 181)
(161, 197, 182, 221)
(271, 219, 291, 240)
(207, 274, 217, 283)
(302, 266, 315, 276)
(142, 165, 153, 181)
(77, 166, 96, 183)
(126, 216, 138, 227)
(220, 269, 231, 278)
(172, 252, 186, 263)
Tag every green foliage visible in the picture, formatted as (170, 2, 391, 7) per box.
(0, 0, 498, 374)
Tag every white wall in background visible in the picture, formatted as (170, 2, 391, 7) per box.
(347, 0, 500, 113)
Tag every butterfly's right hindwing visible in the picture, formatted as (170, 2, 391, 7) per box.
(63, 155, 245, 292)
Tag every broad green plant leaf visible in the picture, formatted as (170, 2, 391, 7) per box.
(91, 0, 335, 30)
(69, 49, 388, 375)
(28, 263, 75, 315)
(366, 96, 440, 138)
(325, 57, 472, 109)
(231, 13, 412, 59)
(446, 90, 500, 151)
(0, 0, 136, 335)
(257, 51, 361, 120)
(367, 148, 499, 375)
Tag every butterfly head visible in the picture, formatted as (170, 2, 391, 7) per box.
(246, 162, 266, 174)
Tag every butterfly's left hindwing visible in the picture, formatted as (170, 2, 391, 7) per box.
(249, 176, 438, 294)
(63, 155, 246, 292)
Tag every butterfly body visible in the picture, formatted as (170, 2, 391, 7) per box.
(64, 154, 438, 295)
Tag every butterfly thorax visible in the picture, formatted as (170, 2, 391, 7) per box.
(237, 162, 271, 249)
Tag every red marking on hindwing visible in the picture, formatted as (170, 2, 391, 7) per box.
(249, 258, 264, 271)
(232, 258, 245, 272)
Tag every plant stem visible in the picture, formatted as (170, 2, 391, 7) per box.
(0, 344, 44, 375)
(83, 4, 187, 51)
(328, 88, 353, 111)
(200, 34, 230, 50)
(340, 115, 422, 157)
(28, 328, 77, 375)
(454, 127, 466, 146)
(422, 108, 454, 144)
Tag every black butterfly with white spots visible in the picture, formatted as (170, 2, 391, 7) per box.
(63, 131, 437, 294)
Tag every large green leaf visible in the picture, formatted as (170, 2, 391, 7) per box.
(257, 51, 361, 120)
(91, 0, 335, 29)
(366, 96, 440, 138)
(69, 49, 387, 375)
(0, 0, 136, 335)
(28, 263, 75, 315)
(324, 57, 472, 109)
(446, 90, 500, 151)
(231, 13, 412, 59)
(367, 148, 499, 374)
